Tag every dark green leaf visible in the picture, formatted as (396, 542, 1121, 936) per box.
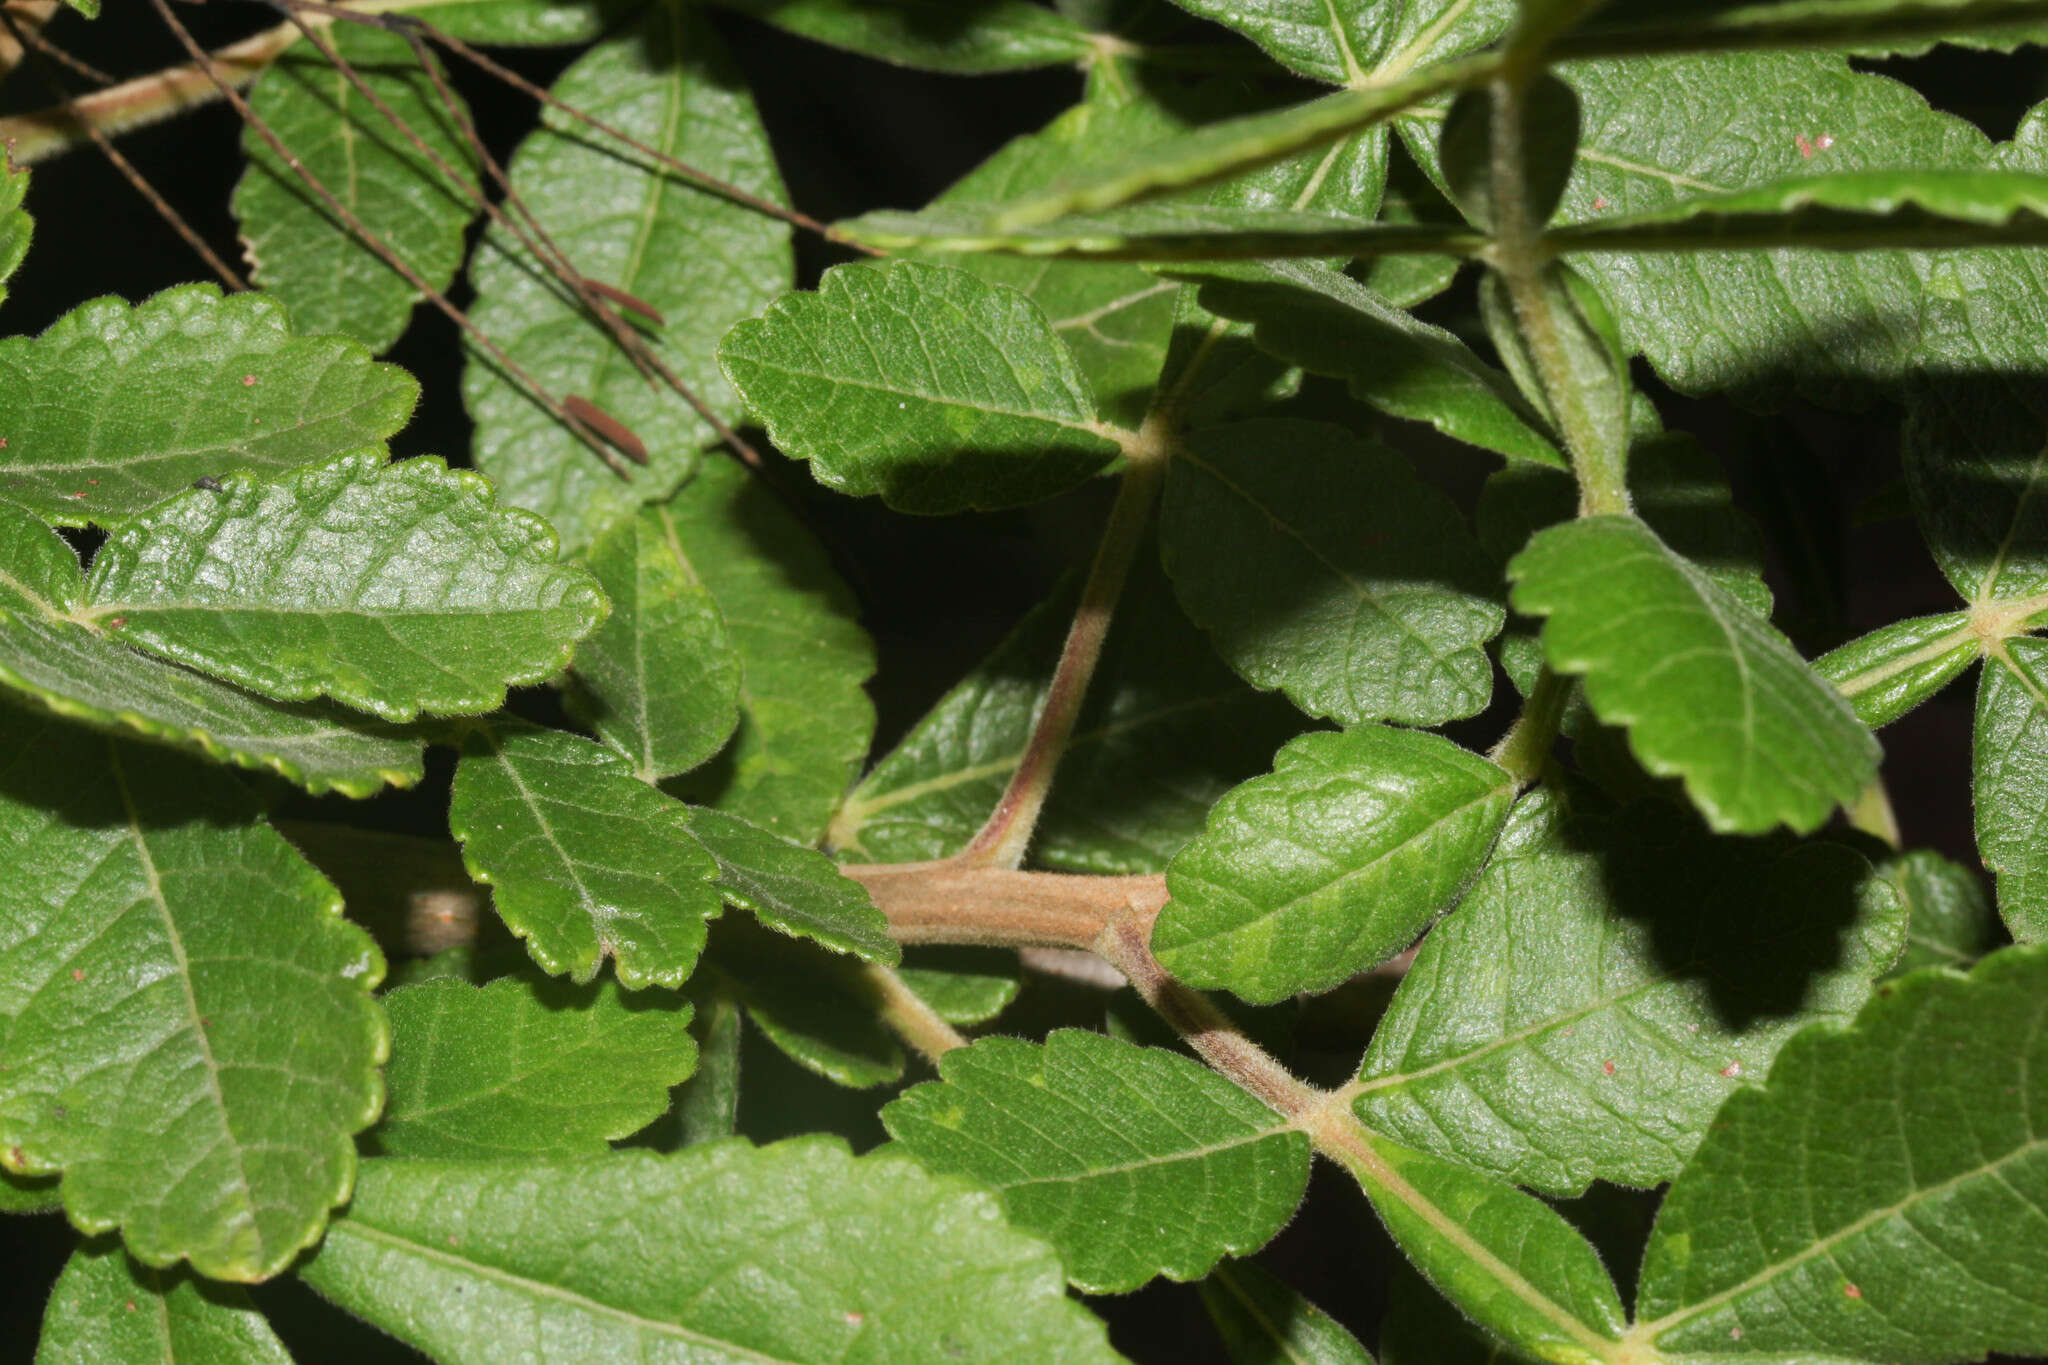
(0, 499, 423, 796)
(448, 727, 724, 988)
(677, 803, 898, 964)
(706, 920, 904, 1087)
(465, 9, 792, 552)
(719, 260, 1121, 513)
(1199, 1260, 1375, 1365)
(400, 0, 635, 44)
(1440, 74, 1581, 231)
(299, 1141, 1122, 1363)
(1634, 943, 2048, 1360)
(0, 285, 417, 527)
(34, 1242, 290, 1365)
(0, 159, 28, 309)
(668, 987, 742, 1146)
(707, 0, 1093, 71)
(1904, 381, 2048, 607)
(883, 1030, 1310, 1293)
(658, 457, 877, 844)
(0, 713, 385, 1280)
(895, 947, 1022, 1024)
(1163, 419, 1505, 727)
(1379, 1259, 1539, 1364)
(234, 25, 477, 352)
(374, 974, 697, 1158)
(83, 451, 607, 722)
(1882, 848, 1999, 975)
(1562, 0, 2048, 58)
(1814, 610, 1979, 727)
(1168, 0, 1512, 85)
(1510, 515, 1879, 834)
(1974, 636, 2048, 940)
(1353, 792, 1906, 1194)
(1155, 727, 1515, 1005)
(567, 502, 743, 782)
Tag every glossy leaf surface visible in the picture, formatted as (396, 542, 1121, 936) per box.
(679, 804, 896, 964)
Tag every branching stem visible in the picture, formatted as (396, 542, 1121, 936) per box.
(1490, 663, 1571, 784)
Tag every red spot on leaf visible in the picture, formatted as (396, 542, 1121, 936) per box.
(125, 1301, 136, 1312)
(1721, 1062, 1744, 1079)
(844, 1312, 864, 1327)
(1815, 133, 1835, 152)
(1591, 195, 1610, 211)
(1844, 1283, 1862, 1299)
(1602, 1059, 1616, 1076)
(242, 374, 257, 387)
(1797, 134, 1814, 158)
(107, 617, 127, 629)
(70, 969, 83, 982)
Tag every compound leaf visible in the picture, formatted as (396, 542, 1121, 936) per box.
(1974, 636, 2048, 940)
(1813, 610, 1979, 728)
(1199, 1260, 1375, 1365)
(34, 1241, 291, 1365)
(1510, 515, 1878, 834)
(83, 451, 607, 722)
(465, 8, 792, 552)
(0, 286, 417, 527)
(883, 1030, 1310, 1293)
(1154, 727, 1515, 1005)
(0, 713, 386, 1281)
(567, 502, 742, 782)
(1353, 792, 1907, 1195)
(1633, 943, 2048, 1361)
(1163, 419, 1505, 728)
(0, 499, 422, 796)
(234, 24, 477, 352)
(677, 804, 897, 964)
(659, 456, 877, 844)
(707, 0, 1093, 71)
(297, 1140, 1122, 1364)
(719, 259, 1121, 513)
(374, 974, 696, 1159)
(448, 727, 723, 989)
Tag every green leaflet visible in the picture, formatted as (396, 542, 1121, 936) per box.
(1, 1170, 60, 1215)
(1344, 1137, 1626, 1364)
(677, 804, 898, 964)
(1883, 847, 1999, 975)
(719, 259, 1121, 513)
(1633, 943, 2048, 1360)
(0, 499, 423, 796)
(707, 0, 1093, 71)
(1154, 727, 1515, 1005)
(0, 712, 386, 1281)
(668, 988, 741, 1146)
(566, 501, 743, 782)
(658, 456, 877, 844)
(1903, 381, 2048, 606)
(1380, 1259, 1540, 1364)
(82, 451, 607, 722)
(393, 0, 635, 43)
(1510, 515, 1879, 834)
(1974, 636, 2048, 940)
(448, 727, 724, 988)
(1353, 792, 1906, 1195)
(894, 947, 1021, 1024)
(705, 919, 904, 1087)
(1162, 419, 1505, 728)
(465, 7, 792, 552)
(0, 158, 28, 310)
(374, 975, 697, 1159)
(831, 547, 1305, 875)
(34, 1242, 291, 1365)
(1562, 0, 2048, 58)
(1199, 1261, 1375, 1365)
(234, 25, 477, 353)
(881, 1030, 1311, 1293)
(1180, 259, 1565, 468)
(298, 1141, 1122, 1364)
(1813, 610, 1979, 727)
(0, 286, 417, 527)
(1169, 0, 1514, 86)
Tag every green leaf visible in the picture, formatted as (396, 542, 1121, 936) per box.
(1563, 0, 2048, 58)
(1547, 167, 2048, 253)
(1344, 1137, 1626, 1364)
(1904, 383, 2048, 607)
(0, 499, 423, 796)
(1813, 610, 1979, 727)
(1199, 1260, 1375, 1365)
(374, 974, 696, 1158)
(719, 260, 1121, 513)
(1162, 419, 1505, 728)
(234, 25, 477, 353)
(1180, 260, 1564, 468)
(1478, 265, 1632, 503)
(668, 987, 741, 1146)
(1510, 515, 1879, 834)
(882, 1029, 1310, 1293)
(0, 158, 28, 310)
(1882, 848, 1999, 975)
(1974, 636, 2048, 941)
(1633, 942, 2048, 1360)
(1379, 1259, 1539, 1364)
(831, 548, 1304, 874)
(1440, 74, 1582, 232)
(0, 713, 386, 1280)
(1353, 792, 1907, 1195)
(839, 205, 1465, 260)
(707, 0, 1093, 71)
(1168, 0, 1513, 86)
(81, 450, 607, 722)
(390, 0, 636, 43)
(465, 8, 792, 552)
(34, 1242, 292, 1365)
(0, 285, 418, 527)
(677, 803, 898, 964)
(657, 457, 877, 844)
(566, 501, 742, 783)
(1154, 727, 1514, 1005)
(0, 1169, 60, 1215)
(895, 947, 1021, 1024)
(706, 919, 904, 1087)
(448, 727, 724, 988)
(299, 1140, 1121, 1363)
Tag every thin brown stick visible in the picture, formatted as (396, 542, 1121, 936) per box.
(10, 8, 113, 87)
(144, 0, 634, 479)
(1, 9, 247, 291)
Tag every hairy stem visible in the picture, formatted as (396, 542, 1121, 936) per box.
(1490, 663, 1571, 784)
(847, 860, 1167, 949)
(957, 420, 1173, 869)
(853, 962, 968, 1062)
